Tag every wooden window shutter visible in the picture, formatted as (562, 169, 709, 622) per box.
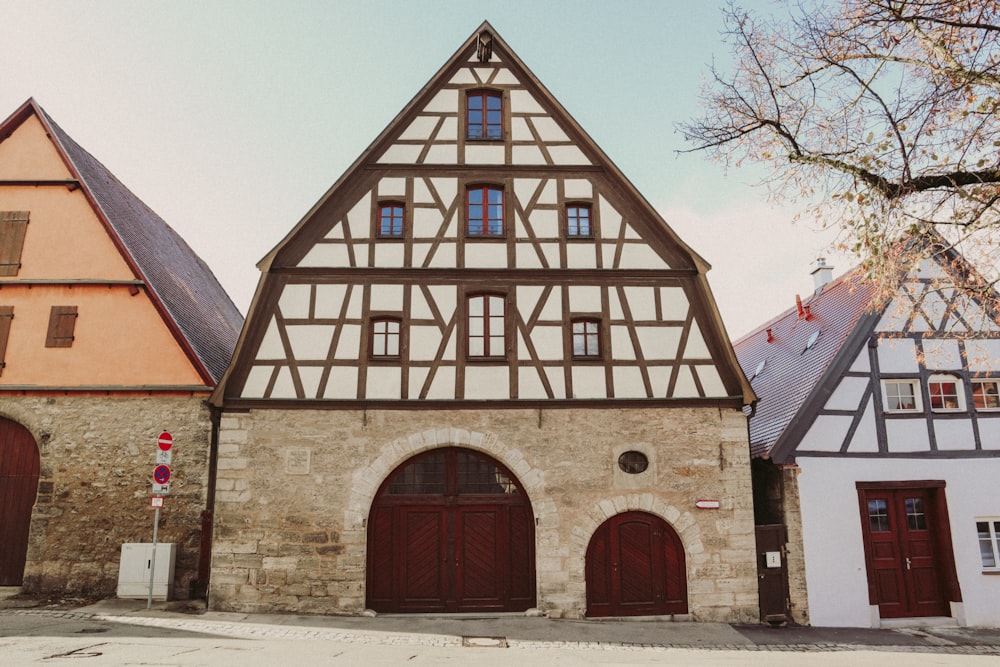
(0, 306, 13, 375)
(0, 211, 30, 276)
(46, 306, 78, 348)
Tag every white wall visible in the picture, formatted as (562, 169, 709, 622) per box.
(796, 457, 1000, 627)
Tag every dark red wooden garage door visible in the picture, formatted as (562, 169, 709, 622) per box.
(586, 511, 687, 617)
(366, 448, 535, 613)
(0, 418, 39, 586)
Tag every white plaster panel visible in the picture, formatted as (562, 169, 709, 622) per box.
(509, 89, 545, 114)
(322, 367, 358, 399)
(648, 366, 668, 398)
(547, 145, 592, 165)
(511, 117, 533, 141)
(978, 418, 1000, 449)
(798, 415, 852, 452)
(465, 145, 505, 164)
(623, 286, 656, 321)
(613, 366, 645, 398)
(369, 284, 404, 311)
(697, 366, 727, 397)
(512, 145, 547, 165)
(412, 207, 443, 238)
(518, 367, 548, 399)
(635, 326, 681, 361)
(256, 320, 285, 359)
(425, 243, 456, 268)
(571, 367, 606, 398)
(965, 340, 1000, 372)
(672, 366, 698, 397)
(423, 144, 458, 164)
(464, 243, 509, 269)
(610, 326, 635, 360)
(422, 89, 458, 113)
(279, 284, 312, 319)
(313, 284, 347, 319)
(885, 418, 931, 452)
(472, 67, 495, 82)
(845, 400, 879, 453)
(683, 323, 712, 359)
(366, 367, 402, 400)
(564, 179, 592, 199)
(536, 179, 557, 205)
(618, 244, 669, 269)
(448, 69, 476, 85)
(915, 258, 947, 280)
(825, 376, 869, 411)
(515, 243, 544, 269)
(373, 244, 405, 268)
(538, 286, 563, 322)
(877, 338, 919, 373)
(429, 177, 457, 207)
(566, 243, 597, 269)
(346, 195, 372, 238)
(491, 68, 519, 85)
(922, 339, 962, 370)
(660, 288, 688, 321)
(599, 197, 622, 239)
(399, 116, 439, 141)
(377, 143, 423, 164)
(270, 367, 296, 399)
(528, 326, 564, 360)
(608, 289, 624, 320)
(465, 366, 509, 399)
(333, 324, 361, 360)
(875, 298, 910, 332)
(413, 178, 434, 204)
(285, 325, 334, 361)
(241, 366, 272, 398)
(917, 290, 949, 330)
(934, 419, 975, 450)
(378, 178, 407, 197)
(568, 286, 602, 312)
(298, 243, 352, 268)
(526, 208, 558, 238)
(544, 367, 566, 399)
(602, 244, 619, 269)
(409, 326, 442, 361)
(425, 366, 456, 400)
(532, 116, 569, 142)
(427, 286, 456, 321)
(516, 285, 545, 314)
(513, 178, 541, 207)
(298, 367, 323, 398)
(326, 220, 345, 240)
(352, 244, 369, 265)
(849, 349, 870, 373)
(956, 299, 1000, 332)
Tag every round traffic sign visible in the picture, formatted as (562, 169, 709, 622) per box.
(153, 464, 171, 485)
(158, 431, 173, 451)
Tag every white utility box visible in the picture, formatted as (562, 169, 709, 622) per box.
(116, 543, 176, 600)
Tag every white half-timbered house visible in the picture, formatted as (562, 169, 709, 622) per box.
(736, 243, 1000, 628)
(209, 23, 758, 620)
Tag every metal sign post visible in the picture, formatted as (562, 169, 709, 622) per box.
(147, 505, 160, 609)
(147, 431, 173, 609)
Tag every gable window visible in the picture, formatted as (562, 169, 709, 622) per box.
(883, 379, 920, 412)
(928, 374, 964, 411)
(46, 306, 78, 348)
(467, 294, 505, 358)
(377, 202, 405, 238)
(978, 519, 1000, 571)
(0, 306, 12, 375)
(572, 319, 601, 358)
(0, 211, 30, 276)
(370, 318, 401, 358)
(566, 204, 592, 238)
(466, 185, 504, 237)
(972, 379, 1000, 411)
(466, 90, 502, 140)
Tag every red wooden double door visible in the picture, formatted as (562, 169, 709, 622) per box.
(366, 448, 535, 613)
(586, 511, 688, 617)
(0, 418, 39, 586)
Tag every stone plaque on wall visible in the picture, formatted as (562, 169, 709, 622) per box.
(285, 448, 311, 475)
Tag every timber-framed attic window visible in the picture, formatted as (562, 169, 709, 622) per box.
(466, 90, 503, 140)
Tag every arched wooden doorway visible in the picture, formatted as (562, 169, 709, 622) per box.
(586, 511, 687, 617)
(0, 418, 39, 586)
(366, 447, 535, 613)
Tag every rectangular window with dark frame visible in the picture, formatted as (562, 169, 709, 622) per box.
(46, 306, 78, 348)
(466, 185, 504, 237)
(978, 519, 1000, 571)
(566, 204, 592, 238)
(377, 202, 405, 238)
(883, 379, 920, 412)
(572, 319, 601, 358)
(0, 211, 30, 276)
(467, 294, 505, 358)
(466, 90, 503, 140)
(0, 306, 13, 375)
(972, 379, 1000, 410)
(370, 318, 401, 358)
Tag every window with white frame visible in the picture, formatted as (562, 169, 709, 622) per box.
(883, 379, 921, 412)
(972, 379, 1000, 411)
(977, 519, 1000, 571)
(928, 374, 964, 411)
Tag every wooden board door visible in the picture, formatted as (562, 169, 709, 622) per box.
(0, 418, 39, 585)
(859, 488, 950, 618)
(585, 511, 687, 617)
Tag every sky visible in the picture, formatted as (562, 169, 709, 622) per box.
(1, 0, 853, 340)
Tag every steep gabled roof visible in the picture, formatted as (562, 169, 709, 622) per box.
(0, 99, 243, 384)
(733, 270, 878, 459)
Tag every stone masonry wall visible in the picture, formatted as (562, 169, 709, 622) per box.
(781, 464, 810, 625)
(210, 405, 758, 622)
(0, 395, 212, 598)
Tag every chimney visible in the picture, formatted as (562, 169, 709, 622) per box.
(811, 257, 833, 292)
(766, 328, 774, 343)
(795, 294, 805, 319)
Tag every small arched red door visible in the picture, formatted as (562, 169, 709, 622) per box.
(0, 418, 39, 585)
(366, 447, 535, 613)
(586, 511, 687, 617)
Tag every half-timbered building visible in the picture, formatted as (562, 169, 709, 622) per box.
(736, 245, 1000, 627)
(0, 99, 242, 597)
(209, 24, 758, 620)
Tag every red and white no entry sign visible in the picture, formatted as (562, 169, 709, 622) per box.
(157, 431, 173, 451)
